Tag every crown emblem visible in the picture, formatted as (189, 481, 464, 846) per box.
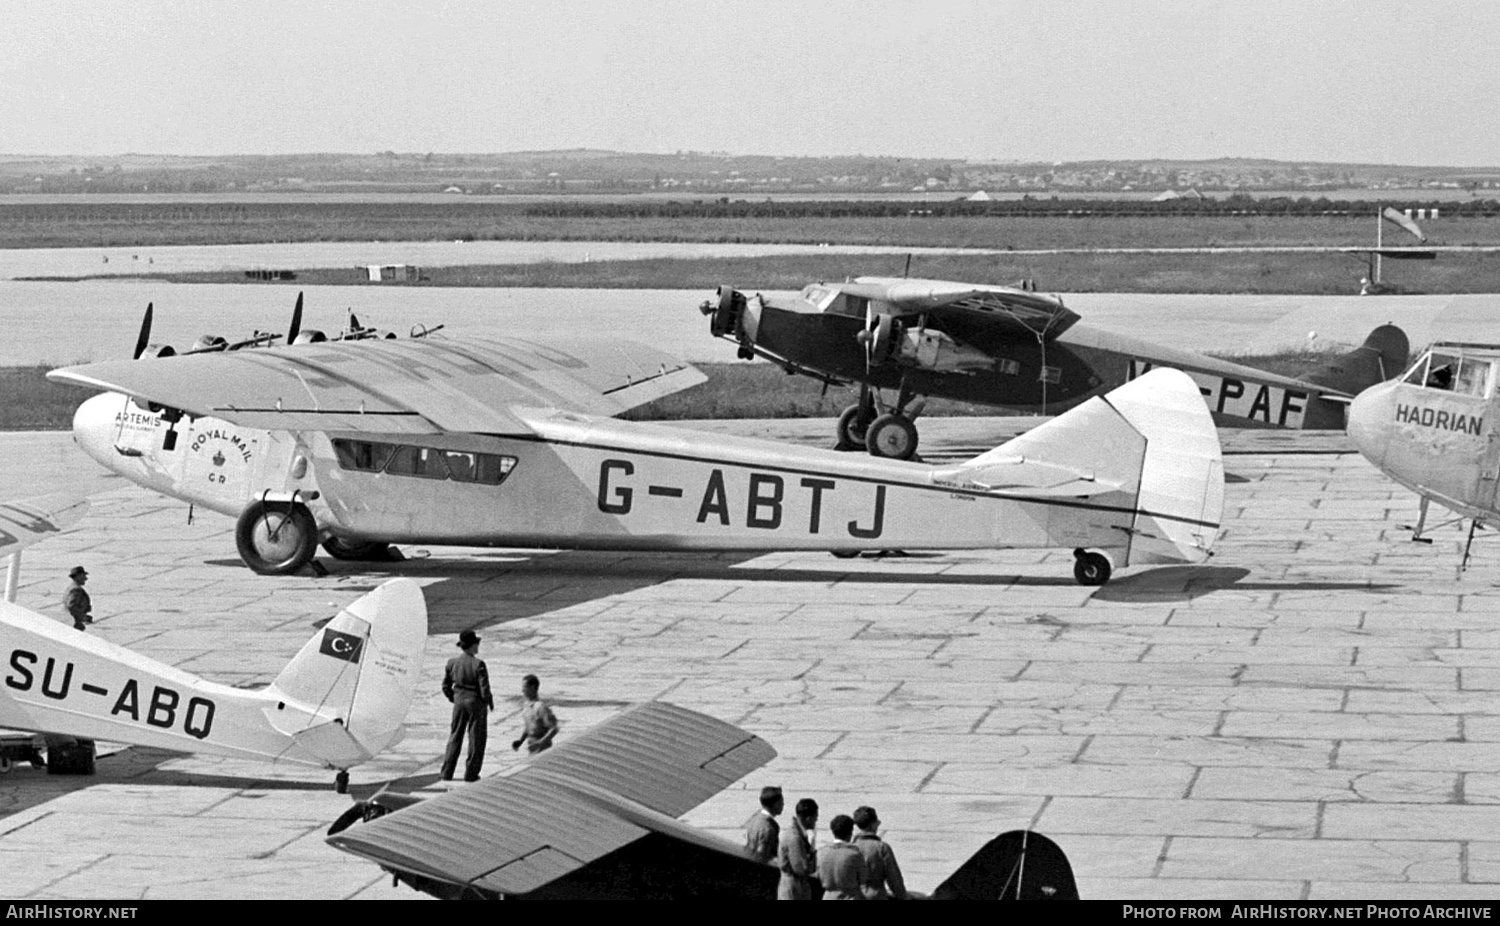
(212, 451, 225, 467)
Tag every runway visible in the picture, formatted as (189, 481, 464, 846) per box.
(3, 426, 1499, 899)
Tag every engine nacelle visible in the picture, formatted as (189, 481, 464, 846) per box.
(896, 328, 995, 375)
(293, 329, 329, 345)
(191, 335, 228, 353)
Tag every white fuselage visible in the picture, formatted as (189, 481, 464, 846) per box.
(71, 392, 1189, 560)
(1, 598, 336, 767)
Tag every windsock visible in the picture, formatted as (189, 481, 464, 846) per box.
(1382, 206, 1426, 242)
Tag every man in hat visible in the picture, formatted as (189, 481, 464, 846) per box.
(440, 629, 494, 782)
(744, 785, 783, 865)
(511, 673, 558, 755)
(62, 566, 93, 631)
(852, 805, 907, 899)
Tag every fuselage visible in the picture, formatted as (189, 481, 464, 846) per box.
(738, 295, 1353, 428)
(0, 597, 333, 766)
(1348, 344, 1500, 522)
(72, 391, 1177, 560)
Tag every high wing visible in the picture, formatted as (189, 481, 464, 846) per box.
(0, 495, 90, 560)
(47, 336, 705, 436)
(1060, 324, 1359, 396)
(839, 275, 1081, 339)
(325, 701, 776, 896)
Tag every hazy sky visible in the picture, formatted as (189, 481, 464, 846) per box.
(4, 0, 1498, 165)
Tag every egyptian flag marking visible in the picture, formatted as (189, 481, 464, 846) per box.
(320, 628, 364, 663)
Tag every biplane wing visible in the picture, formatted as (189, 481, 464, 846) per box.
(48, 336, 705, 436)
(325, 701, 776, 897)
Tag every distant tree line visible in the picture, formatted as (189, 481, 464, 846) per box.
(523, 196, 1500, 219)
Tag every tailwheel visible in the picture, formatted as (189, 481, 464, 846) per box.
(835, 404, 873, 451)
(865, 413, 919, 460)
(1072, 548, 1112, 586)
(236, 500, 318, 575)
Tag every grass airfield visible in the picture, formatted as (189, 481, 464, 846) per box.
(3, 423, 1500, 900)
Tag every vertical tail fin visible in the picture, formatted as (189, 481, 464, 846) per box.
(1304, 324, 1411, 395)
(956, 368, 1223, 566)
(931, 830, 1079, 900)
(266, 578, 427, 767)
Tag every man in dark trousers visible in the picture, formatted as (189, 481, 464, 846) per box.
(744, 785, 783, 864)
(440, 629, 494, 782)
(62, 566, 93, 631)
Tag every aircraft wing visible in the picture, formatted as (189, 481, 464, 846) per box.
(325, 701, 776, 897)
(0, 495, 90, 559)
(840, 276, 1081, 339)
(48, 336, 705, 436)
(1059, 325, 1354, 396)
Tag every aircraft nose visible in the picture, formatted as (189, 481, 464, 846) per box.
(1346, 380, 1397, 466)
(72, 392, 125, 465)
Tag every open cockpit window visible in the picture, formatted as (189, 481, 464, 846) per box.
(1406, 352, 1461, 391)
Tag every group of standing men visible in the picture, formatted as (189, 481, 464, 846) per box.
(745, 785, 907, 900)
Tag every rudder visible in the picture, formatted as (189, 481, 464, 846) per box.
(266, 578, 427, 765)
(931, 829, 1079, 900)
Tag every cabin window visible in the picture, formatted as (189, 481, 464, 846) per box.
(802, 287, 834, 310)
(1038, 365, 1062, 385)
(333, 438, 517, 486)
(442, 450, 518, 486)
(998, 359, 1021, 376)
(384, 445, 450, 480)
(1456, 358, 1495, 399)
(332, 439, 396, 473)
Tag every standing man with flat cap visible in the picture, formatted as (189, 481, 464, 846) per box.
(62, 566, 93, 631)
(440, 629, 494, 783)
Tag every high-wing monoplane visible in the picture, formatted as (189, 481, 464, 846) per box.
(703, 277, 1409, 459)
(0, 496, 427, 790)
(1347, 342, 1500, 569)
(324, 700, 1079, 900)
(49, 329, 1224, 585)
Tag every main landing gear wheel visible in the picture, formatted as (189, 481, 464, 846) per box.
(322, 537, 393, 561)
(236, 501, 318, 575)
(865, 413, 919, 460)
(836, 404, 873, 450)
(1072, 549, 1112, 586)
(335, 770, 350, 794)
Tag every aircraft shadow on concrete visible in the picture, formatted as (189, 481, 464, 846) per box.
(1090, 565, 1398, 603)
(259, 549, 1203, 634)
(0, 746, 336, 820)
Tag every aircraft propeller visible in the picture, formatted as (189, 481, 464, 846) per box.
(287, 292, 303, 345)
(133, 303, 153, 360)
